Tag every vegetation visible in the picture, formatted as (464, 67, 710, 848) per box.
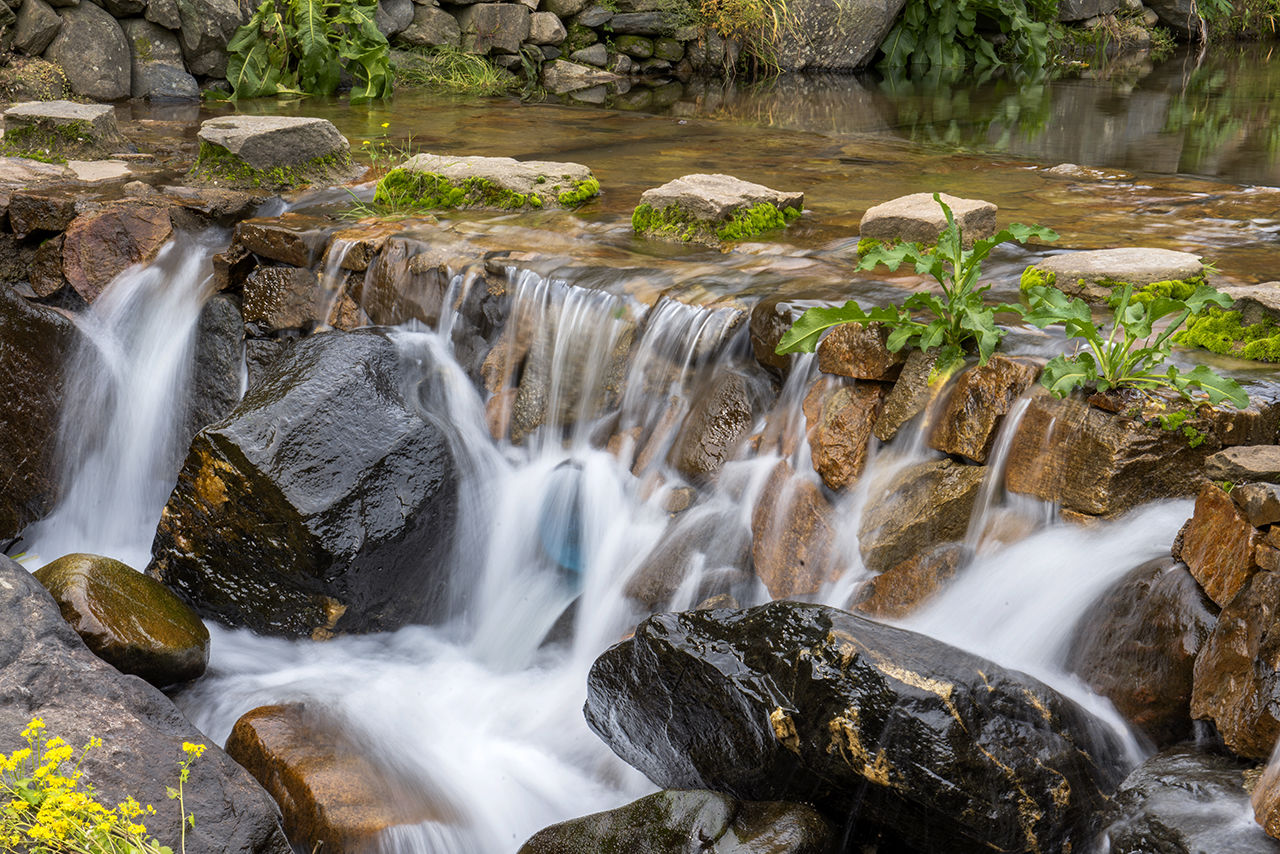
(878, 0, 1057, 72)
(391, 46, 517, 96)
(1019, 267, 1208, 306)
(1177, 307, 1280, 362)
(188, 141, 353, 189)
(223, 0, 392, 101)
(362, 167, 598, 216)
(775, 194, 1056, 368)
(697, 0, 793, 74)
(632, 201, 800, 244)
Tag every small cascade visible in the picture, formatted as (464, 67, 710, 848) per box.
(962, 394, 1056, 554)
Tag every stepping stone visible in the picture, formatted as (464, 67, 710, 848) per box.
(0, 154, 70, 184)
(540, 59, 619, 94)
(189, 115, 357, 190)
(859, 192, 996, 246)
(1218, 283, 1280, 325)
(1207, 446, 1280, 483)
(632, 173, 803, 247)
(67, 159, 131, 183)
(1024, 247, 1204, 304)
(2, 100, 128, 160)
(374, 152, 599, 212)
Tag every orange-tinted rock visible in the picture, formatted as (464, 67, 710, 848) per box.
(803, 378, 885, 490)
(750, 462, 839, 598)
(1004, 388, 1211, 516)
(8, 191, 78, 234)
(29, 232, 65, 297)
(1192, 571, 1280, 759)
(1199, 386, 1280, 447)
(62, 202, 173, 303)
(1206, 446, 1280, 483)
(816, 322, 905, 381)
(1259, 543, 1280, 574)
(1066, 557, 1216, 747)
(928, 355, 1041, 463)
(324, 221, 403, 272)
(853, 543, 967, 619)
(233, 213, 333, 268)
(858, 458, 984, 574)
(1253, 752, 1280, 840)
(226, 704, 444, 852)
(212, 240, 256, 293)
(1181, 483, 1260, 607)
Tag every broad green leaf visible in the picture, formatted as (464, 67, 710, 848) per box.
(1179, 364, 1250, 409)
(774, 302, 869, 354)
(1184, 284, 1233, 314)
(1040, 352, 1098, 398)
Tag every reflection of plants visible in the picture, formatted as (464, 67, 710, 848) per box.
(876, 70, 1053, 152)
(878, 0, 1056, 72)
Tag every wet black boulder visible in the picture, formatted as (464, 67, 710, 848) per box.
(585, 601, 1127, 854)
(149, 328, 457, 638)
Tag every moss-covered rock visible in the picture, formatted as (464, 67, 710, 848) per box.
(1020, 247, 1204, 304)
(188, 115, 357, 190)
(1, 100, 129, 162)
(1020, 265, 1206, 307)
(371, 152, 599, 214)
(1177, 296, 1280, 363)
(632, 173, 803, 247)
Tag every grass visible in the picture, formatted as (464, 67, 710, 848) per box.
(697, 0, 797, 76)
(391, 46, 518, 96)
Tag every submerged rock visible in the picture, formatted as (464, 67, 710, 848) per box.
(2, 100, 127, 159)
(633, 173, 803, 247)
(375, 152, 599, 212)
(33, 552, 209, 687)
(858, 458, 983, 574)
(189, 115, 356, 190)
(518, 789, 833, 854)
(0, 556, 291, 854)
(750, 462, 839, 599)
(149, 328, 458, 639)
(585, 601, 1127, 854)
(859, 192, 996, 245)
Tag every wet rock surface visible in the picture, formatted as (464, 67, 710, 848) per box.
(0, 556, 291, 854)
(668, 373, 753, 479)
(625, 510, 752, 609)
(927, 355, 1040, 463)
(815, 321, 904, 381)
(585, 601, 1127, 854)
(1207, 446, 1280, 482)
(149, 329, 458, 639)
(852, 542, 967, 619)
(61, 201, 173, 303)
(858, 458, 983, 574)
(751, 463, 838, 599)
(1179, 483, 1260, 607)
(803, 378, 884, 490)
(859, 192, 996, 245)
(873, 347, 943, 442)
(185, 293, 244, 442)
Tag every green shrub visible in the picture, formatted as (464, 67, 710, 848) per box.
(878, 0, 1057, 72)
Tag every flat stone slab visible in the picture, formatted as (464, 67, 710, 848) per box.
(1206, 446, 1280, 483)
(381, 152, 599, 211)
(860, 192, 997, 245)
(634, 173, 803, 246)
(67, 159, 131, 182)
(192, 115, 355, 189)
(1218, 283, 1280, 326)
(1029, 248, 1204, 303)
(0, 154, 71, 183)
(540, 59, 619, 94)
(2, 100, 127, 159)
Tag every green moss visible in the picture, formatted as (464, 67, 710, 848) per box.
(564, 23, 598, 54)
(188, 140, 353, 190)
(1019, 265, 1057, 293)
(370, 168, 592, 214)
(557, 177, 600, 207)
(716, 202, 797, 242)
(0, 118, 103, 163)
(1178, 306, 1280, 363)
(1019, 266, 1205, 305)
(633, 200, 798, 246)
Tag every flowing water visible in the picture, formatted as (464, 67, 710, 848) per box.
(20, 44, 1280, 853)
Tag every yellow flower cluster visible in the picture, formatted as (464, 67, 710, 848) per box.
(0, 717, 204, 854)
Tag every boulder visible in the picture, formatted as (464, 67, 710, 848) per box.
(43, 2, 130, 100)
(1191, 570, 1280, 759)
(148, 329, 458, 639)
(873, 346, 945, 441)
(1004, 388, 1211, 516)
(815, 321, 905, 381)
(529, 10, 567, 43)
(122, 18, 199, 100)
(585, 601, 1127, 854)
(1026, 248, 1204, 304)
(852, 542, 967, 619)
(1057, 0, 1120, 20)
(394, 5, 461, 46)
(768, 0, 905, 70)
(624, 511, 752, 609)
(191, 116, 355, 190)
(613, 33, 654, 56)
(378, 152, 599, 211)
(1179, 483, 1260, 607)
(1104, 747, 1280, 854)
(858, 458, 983, 574)
(928, 355, 1041, 464)
(0, 556, 291, 854)
(544, 0, 588, 14)
(456, 2, 530, 53)
(146, 0, 183, 28)
(374, 0, 413, 37)
(1145, 0, 1195, 36)
(634, 173, 803, 247)
(1217, 283, 1280, 327)
(0, 285, 77, 538)
(174, 0, 247, 76)
(668, 373, 753, 479)
(803, 378, 884, 490)
(29, 232, 65, 297)
(233, 213, 334, 268)
(226, 704, 441, 852)
(185, 294, 244, 441)
(518, 789, 833, 854)
(609, 12, 668, 34)
(859, 192, 996, 246)
(750, 463, 839, 599)
(13, 0, 61, 55)
(1234, 482, 1280, 527)
(32, 552, 209, 687)
(541, 58, 620, 93)
(568, 43, 608, 66)
(1207, 446, 1280, 483)
(748, 296, 795, 377)
(61, 202, 174, 303)
(8, 188, 78, 233)
(242, 265, 322, 333)
(1065, 557, 1216, 746)
(2, 99, 127, 159)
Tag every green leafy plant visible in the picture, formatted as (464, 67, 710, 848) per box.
(1021, 281, 1249, 408)
(224, 0, 392, 101)
(878, 0, 1057, 72)
(775, 194, 1057, 368)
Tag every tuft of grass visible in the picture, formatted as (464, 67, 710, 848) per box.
(391, 46, 518, 96)
(698, 0, 796, 76)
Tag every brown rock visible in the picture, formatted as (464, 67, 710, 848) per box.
(853, 542, 967, 619)
(226, 704, 444, 852)
(233, 213, 333, 268)
(873, 347, 947, 442)
(1181, 483, 1260, 607)
(324, 221, 403, 272)
(750, 462, 839, 598)
(624, 511, 751, 609)
(61, 203, 173, 303)
(158, 185, 263, 228)
(1004, 389, 1212, 516)
(9, 190, 78, 234)
(1234, 483, 1280, 527)
(212, 240, 256, 293)
(815, 322, 905, 381)
(859, 192, 997, 246)
(242, 265, 321, 333)
(29, 232, 65, 297)
(1065, 557, 1216, 746)
(1199, 386, 1280, 447)
(668, 373, 752, 479)
(803, 377, 884, 490)
(1207, 446, 1280, 483)
(858, 458, 984, 574)
(1192, 571, 1280, 759)
(1257, 543, 1280, 573)
(358, 236, 450, 327)
(928, 355, 1040, 463)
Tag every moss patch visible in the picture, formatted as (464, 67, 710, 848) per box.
(370, 167, 595, 214)
(633, 200, 799, 246)
(1177, 306, 1280, 363)
(1019, 265, 1205, 305)
(557, 176, 600, 207)
(0, 119, 104, 163)
(188, 140, 354, 190)
(0, 58, 70, 103)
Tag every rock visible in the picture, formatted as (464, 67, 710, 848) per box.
(1145, 0, 1195, 35)
(858, 458, 983, 574)
(174, 0, 246, 76)
(61, 202, 173, 304)
(2, 100, 127, 159)
(8, 188, 78, 233)
(0, 285, 77, 538)
(0, 153, 70, 184)
(1192, 570, 1280, 759)
(803, 378, 884, 490)
(1207, 446, 1280, 483)
(383, 151, 599, 211)
(1254, 755, 1280, 844)
(233, 213, 333, 268)
(186, 294, 244, 440)
(122, 19, 200, 100)
(244, 338, 290, 390)
(852, 542, 967, 619)
(226, 704, 441, 852)
(815, 321, 905, 381)
(668, 373, 753, 479)
(750, 462, 839, 599)
(148, 329, 458, 639)
(625, 511, 751, 609)
(518, 789, 833, 854)
(456, 3, 530, 54)
(1179, 483, 1262, 606)
(66, 159, 132, 182)
(544, 0, 587, 14)
(541, 58, 620, 93)
(748, 296, 795, 377)
(242, 265, 321, 333)
(1217, 283, 1280, 327)
(1004, 388, 1212, 516)
(98, 0, 144, 16)
(13, 0, 61, 55)
(568, 43, 607, 66)
(1057, 0, 1120, 19)
(374, 0, 413, 37)
(1027, 248, 1204, 304)
(1104, 747, 1280, 854)
(529, 10, 567, 43)
(766, 0, 904, 69)
(609, 11, 668, 34)
(32, 552, 209, 687)
(394, 5, 461, 45)
(146, 0, 182, 28)
(634, 173, 803, 247)
(576, 3, 613, 25)
(873, 347, 945, 441)
(1234, 483, 1280, 526)
(191, 116, 355, 190)
(653, 36, 683, 61)
(29, 232, 65, 296)
(859, 192, 997, 246)
(585, 601, 1127, 854)
(0, 556, 292, 854)
(928, 355, 1040, 464)
(162, 184, 265, 227)
(43, 2, 130, 100)
(1065, 557, 1216, 746)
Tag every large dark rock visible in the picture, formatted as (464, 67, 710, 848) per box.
(148, 329, 458, 639)
(518, 789, 834, 854)
(185, 293, 243, 444)
(0, 555, 291, 854)
(586, 601, 1127, 854)
(43, 1, 131, 101)
(0, 285, 77, 539)
(1065, 557, 1216, 747)
(122, 18, 200, 100)
(174, 0, 247, 76)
